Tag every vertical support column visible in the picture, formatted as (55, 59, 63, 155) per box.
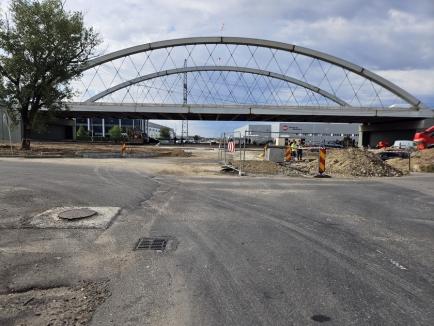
(87, 118, 90, 131)
(358, 124, 364, 148)
(73, 118, 77, 140)
(239, 132, 242, 176)
(102, 118, 105, 138)
(119, 119, 122, 129)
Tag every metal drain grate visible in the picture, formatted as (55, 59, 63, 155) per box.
(135, 237, 168, 251)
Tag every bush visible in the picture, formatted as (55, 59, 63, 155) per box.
(159, 127, 171, 140)
(76, 126, 90, 140)
(108, 125, 122, 142)
(76, 126, 88, 137)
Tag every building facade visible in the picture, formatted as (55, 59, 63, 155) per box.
(234, 122, 359, 146)
(275, 122, 359, 145)
(234, 124, 273, 145)
(75, 118, 174, 139)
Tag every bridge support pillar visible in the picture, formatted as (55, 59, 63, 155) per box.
(358, 119, 433, 148)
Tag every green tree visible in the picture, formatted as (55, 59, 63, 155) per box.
(159, 127, 171, 140)
(76, 125, 88, 139)
(108, 125, 122, 142)
(0, 0, 101, 149)
(193, 134, 200, 142)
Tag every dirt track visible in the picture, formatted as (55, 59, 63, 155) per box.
(2, 142, 433, 178)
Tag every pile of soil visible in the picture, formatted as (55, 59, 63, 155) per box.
(0, 280, 110, 325)
(230, 160, 280, 174)
(304, 148, 403, 177)
(387, 148, 434, 173)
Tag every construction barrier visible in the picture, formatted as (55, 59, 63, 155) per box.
(319, 148, 326, 174)
(228, 141, 235, 153)
(120, 143, 127, 157)
(285, 146, 292, 161)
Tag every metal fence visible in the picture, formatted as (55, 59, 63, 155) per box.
(218, 130, 315, 176)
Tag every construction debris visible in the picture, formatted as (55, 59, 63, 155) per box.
(303, 148, 403, 177)
(0, 281, 110, 325)
(387, 148, 434, 173)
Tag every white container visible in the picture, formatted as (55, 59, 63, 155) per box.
(392, 140, 416, 149)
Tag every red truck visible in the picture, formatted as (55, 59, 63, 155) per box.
(413, 126, 434, 150)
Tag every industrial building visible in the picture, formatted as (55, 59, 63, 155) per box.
(234, 122, 359, 146)
(274, 122, 359, 145)
(0, 107, 174, 142)
(75, 118, 174, 139)
(233, 124, 273, 145)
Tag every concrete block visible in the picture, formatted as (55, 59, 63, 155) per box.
(265, 147, 284, 163)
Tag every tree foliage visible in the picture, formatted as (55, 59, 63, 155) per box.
(159, 127, 171, 139)
(0, 0, 101, 149)
(108, 125, 121, 141)
(76, 125, 88, 138)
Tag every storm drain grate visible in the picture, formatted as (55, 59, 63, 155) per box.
(135, 237, 168, 251)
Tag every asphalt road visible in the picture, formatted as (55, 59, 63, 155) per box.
(0, 158, 433, 325)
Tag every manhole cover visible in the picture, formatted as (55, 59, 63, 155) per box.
(58, 208, 97, 220)
(135, 237, 168, 251)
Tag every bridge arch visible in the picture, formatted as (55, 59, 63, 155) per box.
(85, 66, 349, 106)
(73, 37, 425, 110)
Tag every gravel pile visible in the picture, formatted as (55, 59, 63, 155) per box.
(305, 148, 403, 177)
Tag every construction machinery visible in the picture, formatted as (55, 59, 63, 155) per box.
(414, 126, 434, 150)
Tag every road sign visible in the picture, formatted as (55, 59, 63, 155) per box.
(228, 141, 235, 153)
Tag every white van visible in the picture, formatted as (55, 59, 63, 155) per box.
(392, 140, 416, 149)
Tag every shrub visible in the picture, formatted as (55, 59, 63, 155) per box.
(108, 125, 122, 142)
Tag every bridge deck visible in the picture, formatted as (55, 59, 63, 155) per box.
(61, 103, 434, 123)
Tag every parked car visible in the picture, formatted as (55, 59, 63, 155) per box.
(378, 151, 410, 161)
(324, 142, 344, 148)
(391, 140, 416, 149)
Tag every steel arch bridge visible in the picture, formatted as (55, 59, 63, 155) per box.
(66, 36, 433, 123)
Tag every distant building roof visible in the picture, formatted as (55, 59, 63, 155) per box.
(148, 122, 174, 131)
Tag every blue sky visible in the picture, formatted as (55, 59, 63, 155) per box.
(2, 0, 433, 136)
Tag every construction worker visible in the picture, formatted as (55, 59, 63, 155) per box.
(297, 140, 303, 160)
(290, 140, 297, 160)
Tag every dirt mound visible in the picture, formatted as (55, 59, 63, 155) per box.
(231, 160, 280, 174)
(0, 280, 109, 325)
(387, 148, 434, 173)
(305, 148, 403, 177)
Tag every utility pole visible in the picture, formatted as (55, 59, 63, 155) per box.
(181, 59, 188, 144)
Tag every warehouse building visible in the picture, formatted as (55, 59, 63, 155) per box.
(233, 124, 273, 145)
(0, 107, 174, 142)
(274, 122, 359, 145)
(234, 122, 359, 146)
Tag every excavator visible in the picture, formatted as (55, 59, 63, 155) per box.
(413, 126, 434, 150)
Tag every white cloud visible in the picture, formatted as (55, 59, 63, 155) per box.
(374, 68, 434, 97)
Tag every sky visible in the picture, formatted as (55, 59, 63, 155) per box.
(1, 0, 433, 136)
